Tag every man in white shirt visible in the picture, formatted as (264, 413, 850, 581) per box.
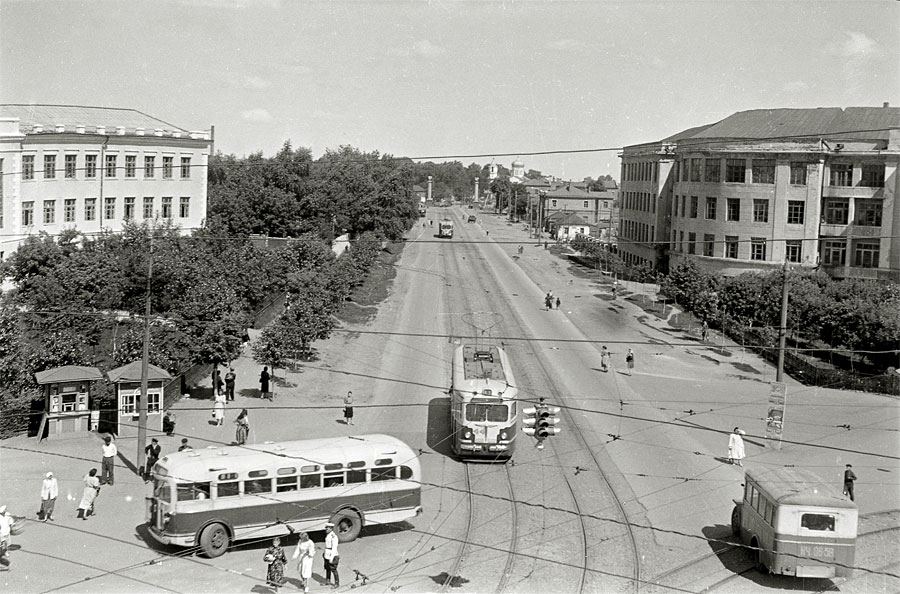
(0, 505, 12, 561)
(40, 472, 59, 521)
(101, 436, 118, 485)
(323, 522, 340, 588)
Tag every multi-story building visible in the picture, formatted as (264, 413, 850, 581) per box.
(619, 106, 899, 281)
(541, 182, 617, 240)
(0, 104, 212, 258)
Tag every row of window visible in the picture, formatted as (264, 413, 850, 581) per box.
(620, 251, 651, 270)
(622, 191, 657, 214)
(673, 195, 807, 225)
(623, 160, 656, 183)
(621, 220, 655, 244)
(122, 393, 161, 415)
(21, 154, 192, 181)
(19, 196, 191, 226)
(675, 158, 884, 188)
(671, 233, 881, 268)
(821, 239, 881, 268)
(823, 198, 883, 226)
(547, 199, 611, 209)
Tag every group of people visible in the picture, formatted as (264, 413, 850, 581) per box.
(544, 291, 560, 310)
(264, 522, 340, 592)
(597, 346, 635, 375)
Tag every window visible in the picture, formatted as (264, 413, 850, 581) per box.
(244, 478, 272, 495)
(790, 162, 807, 185)
(725, 159, 746, 183)
(85, 198, 97, 221)
(179, 197, 190, 218)
(124, 197, 135, 220)
(300, 473, 321, 489)
(705, 197, 717, 220)
(276, 476, 299, 492)
(703, 234, 715, 257)
(801, 514, 835, 532)
(65, 154, 77, 178)
(177, 482, 211, 502)
(217, 481, 240, 498)
(161, 197, 172, 219)
(785, 240, 802, 263)
(680, 195, 686, 218)
(726, 198, 740, 221)
(690, 158, 701, 182)
(860, 163, 884, 187)
(347, 469, 367, 484)
(105, 154, 117, 178)
(704, 158, 720, 182)
(64, 199, 76, 223)
(687, 232, 696, 255)
(43, 154, 56, 179)
(787, 201, 805, 225)
(22, 202, 34, 226)
(855, 200, 882, 226)
(824, 198, 849, 225)
(43, 200, 56, 224)
(550, 199, 557, 208)
(752, 159, 775, 184)
(679, 231, 684, 252)
(750, 486, 760, 511)
(750, 237, 767, 261)
(466, 402, 509, 422)
(125, 155, 136, 178)
(400, 465, 414, 480)
(690, 196, 698, 218)
(725, 236, 739, 259)
(854, 241, 880, 268)
(144, 155, 155, 178)
(180, 156, 192, 179)
(372, 466, 397, 481)
(830, 163, 852, 186)
(105, 197, 116, 220)
(148, 391, 160, 413)
(582, 200, 589, 209)
(85, 154, 97, 178)
(23, 155, 35, 180)
(163, 156, 174, 178)
(143, 197, 154, 219)
(752, 199, 769, 223)
(121, 393, 137, 415)
(822, 240, 846, 266)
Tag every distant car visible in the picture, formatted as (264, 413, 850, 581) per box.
(467, 215, 477, 223)
(468, 204, 474, 209)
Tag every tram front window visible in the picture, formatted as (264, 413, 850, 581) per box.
(154, 481, 171, 503)
(466, 403, 508, 422)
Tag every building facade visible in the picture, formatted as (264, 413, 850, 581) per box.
(0, 104, 212, 257)
(618, 107, 899, 281)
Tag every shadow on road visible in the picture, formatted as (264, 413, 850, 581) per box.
(426, 397, 454, 459)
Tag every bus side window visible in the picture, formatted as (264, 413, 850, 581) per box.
(245, 478, 273, 495)
(217, 481, 240, 497)
(400, 466, 414, 480)
(324, 473, 344, 488)
(372, 467, 397, 481)
(176, 482, 210, 502)
(750, 486, 760, 513)
(347, 469, 367, 484)
(300, 474, 321, 489)
(276, 476, 299, 492)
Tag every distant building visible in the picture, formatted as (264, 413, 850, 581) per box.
(412, 184, 427, 203)
(510, 157, 525, 183)
(618, 106, 900, 280)
(541, 182, 617, 239)
(0, 104, 212, 257)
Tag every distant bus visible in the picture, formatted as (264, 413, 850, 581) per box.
(450, 344, 518, 461)
(418, 205, 427, 217)
(146, 435, 422, 558)
(438, 219, 453, 238)
(731, 467, 858, 578)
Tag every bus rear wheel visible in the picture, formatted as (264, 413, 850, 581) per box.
(731, 506, 741, 536)
(329, 509, 362, 543)
(199, 522, 230, 558)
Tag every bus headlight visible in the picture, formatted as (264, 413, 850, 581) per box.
(462, 429, 473, 440)
(499, 430, 509, 441)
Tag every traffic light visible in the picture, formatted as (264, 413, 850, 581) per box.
(522, 398, 561, 450)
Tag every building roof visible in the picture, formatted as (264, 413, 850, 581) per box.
(34, 365, 104, 385)
(588, 190, 617, 201)
(547, 211, 590, 226)
(107, 361, 172, 383)
(547, 183, 591, 198)
(0, 104, 192, 135)
(412, 184, 426, 193)
(601, 179, 618, 190)
(520, 177, 553, 188)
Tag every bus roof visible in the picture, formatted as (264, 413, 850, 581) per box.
(746, 467, 857, 509)
(155, 434, 417, 482)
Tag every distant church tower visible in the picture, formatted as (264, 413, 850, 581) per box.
(489, 160, 498, 181)
(510, 157, 524, 183)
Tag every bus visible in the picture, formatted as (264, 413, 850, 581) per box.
(438, 219, 453, 238)
(731, 467, 858, 578)
(145, 434, 422, 558)
(450, 344, 518, 461)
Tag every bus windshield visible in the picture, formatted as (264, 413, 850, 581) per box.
(466, 403, 508, 422)
(154, 480, 171, 503)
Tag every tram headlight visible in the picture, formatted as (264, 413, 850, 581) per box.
(499, 430, 509, 441)
(462, 429, 473, 440)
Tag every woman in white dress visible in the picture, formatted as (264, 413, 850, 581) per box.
(292, 531, 315, 593)
(213, 392, 226, 426)
(728, 427, 746, 466)
(77, 469, 101, 519)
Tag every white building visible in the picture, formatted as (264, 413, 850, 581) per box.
(0, 104, 212, 257)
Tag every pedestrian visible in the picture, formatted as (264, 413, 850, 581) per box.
(600, 346, 610, 372)
(343, 391, 354, 426)
(224, 367, 236, 401)
(263, 536, 287, 591)
(76, 469, 100, 520)
(163, 410, 176, 436)
(178, 438, 192, 452)
(0, 505, 12, 563)
(728, 427, 746, 466)
(292, 531, 315, 593)
(701, 321, 709, 342)
(39, 471, 58, 522)
(213, 391, 226, 426)
(625, 349, 635, 375)
(100, 435, 117, 485)
(144, 438, 161, 482)
(323, 522, 340, 588)
(486, 230, 489, 236)
(235, 409, 250, 445)
(555, 297, 561, 310)
(843, 464, 857, 501)
(260, 366, 271, 401)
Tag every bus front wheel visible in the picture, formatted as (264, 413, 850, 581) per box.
(329, 509, 362, 543)
(199, 522, 230, 558)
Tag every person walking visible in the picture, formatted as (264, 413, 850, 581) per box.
(0, 505, 12, 563)
(260, 366, 271, 401)
(625, 349, 635, 375)
(701, 321, 709, 342)
(77, 469, 100, 520)
(178, 438, 193, 452)
(144, 438, 161, 482)
(343, 391, 354, 426)
(213, 391, 226, 426)
(843, 464, 857, 501)
(600, 346, 610, 373)
(555, 297, 561, 310)
(323, 522, 340, 588)
(224, 367, 236, 401)
(39, 472, 58, 522)
(727, 427, 746, 466)
(235, 409, 250, 445)
(163, 410, 176, 436)
(100, 435, 117, 485)
(292, 531, 315, 593)
(263, 537, 287, 591)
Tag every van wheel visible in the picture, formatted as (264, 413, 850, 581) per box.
(330, 509, 362, 543)
(731, 506, 741, 536)
(199, 522, 229, 558)
(751, 538, 767, 574)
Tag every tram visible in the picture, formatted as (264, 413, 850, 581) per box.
(731, 467, 858, 578)
(450, 344, 518, 461)
(438, 219, 454, 238)
(145, 435, 422, 558)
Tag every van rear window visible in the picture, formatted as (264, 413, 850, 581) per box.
(801, 514, 835, 532)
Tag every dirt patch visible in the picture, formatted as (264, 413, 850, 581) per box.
(730, 361, 761, 375)
(335, 244, 402, 325)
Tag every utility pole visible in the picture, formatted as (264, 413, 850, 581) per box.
(136, 236, 153, 474)
(776, 263, 790, 382)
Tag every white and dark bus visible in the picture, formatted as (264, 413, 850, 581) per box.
(438, 219, 454, 238)
(146, 434, 422, 557)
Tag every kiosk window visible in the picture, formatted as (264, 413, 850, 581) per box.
(801, 514, 835, 532)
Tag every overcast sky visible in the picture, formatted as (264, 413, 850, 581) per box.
(2, 0, 897, 181)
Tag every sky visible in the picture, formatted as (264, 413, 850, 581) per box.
(1, 0, 897, 182)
